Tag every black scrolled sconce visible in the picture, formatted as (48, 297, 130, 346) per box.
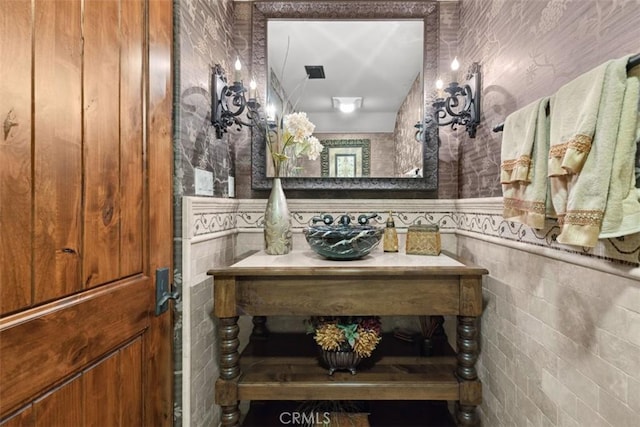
(210, 63, 261, 139)
(432, 62, 481, 138)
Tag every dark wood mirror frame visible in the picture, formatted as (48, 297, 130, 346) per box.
(250, 1, 440, 191)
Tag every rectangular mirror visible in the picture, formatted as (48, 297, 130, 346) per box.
(251, 1, 440, 191)
(268, 20, 423, 178)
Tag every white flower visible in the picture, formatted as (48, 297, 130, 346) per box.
(304, 136, 324, 161)
(283, 112, 315, 142)
(266, 111, 321, 177)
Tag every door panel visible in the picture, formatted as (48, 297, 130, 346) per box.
(34, 376, 83, 427)
(0, 0, 173, 424)
(1, 339, 144, 427)
(83, 342, 144, 427)
(119, 339, 144, 426)
(0, 0, 33, 316)
(83, 0, 123, 288)
(120, 0, 145, 277)
(0, 407, 33, 427)
(33, 0, 83, 305)
(0, 277, 152, 416)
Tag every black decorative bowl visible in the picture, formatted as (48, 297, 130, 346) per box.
(321, 350, 363, 375)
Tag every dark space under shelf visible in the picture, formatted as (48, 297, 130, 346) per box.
(243, 332, 455, 359)
(242, 400, 456, 426)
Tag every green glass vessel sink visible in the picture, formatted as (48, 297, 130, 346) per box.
(303, 213, 383, 260)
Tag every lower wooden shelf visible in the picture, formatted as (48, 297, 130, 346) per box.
(239, 356, 458, 401)
(236, 332, 459, 402)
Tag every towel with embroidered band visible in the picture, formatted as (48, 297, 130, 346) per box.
(500, 97, 551, 229)
(548, 54, 640, 247)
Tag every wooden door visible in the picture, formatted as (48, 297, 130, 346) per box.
(0, 0, 173, 425)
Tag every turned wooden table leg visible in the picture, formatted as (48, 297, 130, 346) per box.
(251, 315, 269, 339)
(220, 405, 240, 427)
(456, 403, 478, 427)
(456, 315, 480, 426)
(219, 316, 240, 426)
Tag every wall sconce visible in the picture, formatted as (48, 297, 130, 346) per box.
(210, 61, 260, 139)
(432, 61, 481, 138)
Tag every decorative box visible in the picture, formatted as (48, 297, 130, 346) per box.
(405, 224, 441, 255)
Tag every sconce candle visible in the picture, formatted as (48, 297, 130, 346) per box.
(450, 56, 460, 82)
(249, 79, 257, 99)
(435, 78, 444, 98)
(234, 57, 242, 82)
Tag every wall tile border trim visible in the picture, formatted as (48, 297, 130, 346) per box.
(454, 198, 640, 275)
(183, 196, 239, 240)
(183, 197, 640, 279)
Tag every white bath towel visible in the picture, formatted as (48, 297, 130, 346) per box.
(501, 97, 550, 228)
(549, 55, 637, 247)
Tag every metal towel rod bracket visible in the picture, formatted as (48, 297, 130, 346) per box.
(492, 53, 640, 133)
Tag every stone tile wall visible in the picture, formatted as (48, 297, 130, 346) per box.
(181, 197, 251, 427)
(185, 196, 638, 426)
(184, 234, 238, 427)
(189, 279, 217, 427)
(458, 235, 640, 426)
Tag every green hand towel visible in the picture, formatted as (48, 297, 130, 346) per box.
(550, 56, 633, 247)
(501, 97, 550, 229)
(600, 65, 640, 238)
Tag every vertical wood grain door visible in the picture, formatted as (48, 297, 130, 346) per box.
(0, 0, 173, 425)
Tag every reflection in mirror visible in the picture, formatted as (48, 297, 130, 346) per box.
(320, 139, 371, 178)
(251, 1, 439, 191)
(267, 21, 423, 178)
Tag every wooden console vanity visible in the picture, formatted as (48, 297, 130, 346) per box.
(208, 250, 488, 426)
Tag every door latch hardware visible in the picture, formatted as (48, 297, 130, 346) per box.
(156, 267, 179, 316)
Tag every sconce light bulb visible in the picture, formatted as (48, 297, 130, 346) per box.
(234, 57, 242, 71)
(249, 79, 257, 90)
(451, 57, 460, 71)
(435, 79, 444, 89)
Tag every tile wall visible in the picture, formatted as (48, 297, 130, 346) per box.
(454, 1, 640, 424)
(184, 196, 639, 426)
(459, 234, 640, 427)
(181, 197, 253, 427)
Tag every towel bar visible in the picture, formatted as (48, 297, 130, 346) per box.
(492, 53, 640, 133)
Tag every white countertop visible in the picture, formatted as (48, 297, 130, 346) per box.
(230, 249, 465, 269)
